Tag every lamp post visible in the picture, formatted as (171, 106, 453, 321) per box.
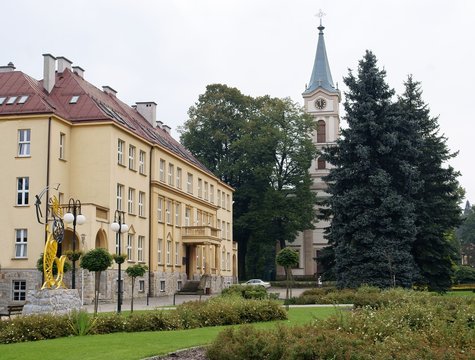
(63, 198, 86, 289)
(111, 210, 128, 313)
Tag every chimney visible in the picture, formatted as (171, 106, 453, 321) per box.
(156, 120, 163, 129)
(0, 62, 16, 72)
(57, 56, 72, 73)
(72, 66, 85, 78)
(43, 53, 56, 93)
(136, 102, 157, 126)
(162, 124, 171, 134)
(102, 86, 117, 97)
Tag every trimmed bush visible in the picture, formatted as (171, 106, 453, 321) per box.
(221, 284, 268, 299)
(0, 314, 70, 343)
(208, 290, 475, 360)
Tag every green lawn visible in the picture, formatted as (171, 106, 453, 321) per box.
(0, 306, 338, 360)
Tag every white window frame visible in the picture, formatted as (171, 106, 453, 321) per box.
(139, 150, 146, 174)
(59, 133, 65, 160)
(15, 229, 28, 258)
(159, 159, 165, 182)
(187, 173, 193, 194)
(166, 200, 172, 224)
(166, 240, 171, 265)
(158, 238, 163, 264)
(210, 184, 214, 203)
(127, 234, 133, 261)
(128, 188, 135, 214)
(157, 197, 163, 222)
(160, 280, 166, 292)
(217, 190, 221, 208)
(137, 236, 144, 262)
(168, 163, 174, 185)
(204, 181, 209, 200)
(128, 145, 136, 170)
(198, 178, 202, 198)
(139, 280, 145, 292)
(138, 191, 145, 217)
(176, 168, 182, 188)
(116, 184, 124, 211)
(118, 139, 125, 165)
(18, 129, 30, 157)
(16, 177, 29, 206)
(185, 207, 191, 226)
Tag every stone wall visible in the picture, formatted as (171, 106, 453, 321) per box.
(0, 269, 42, 308)
(23, 289, 82, 315)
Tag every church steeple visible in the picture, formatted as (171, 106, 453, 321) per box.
(303, 19, 338, 95)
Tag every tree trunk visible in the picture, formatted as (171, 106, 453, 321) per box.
(94, 271, 101, 315)
(131, 277, 135, 313)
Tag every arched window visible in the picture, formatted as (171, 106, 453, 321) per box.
(317, 120, 326, 143)
(317, 157, 326, 170)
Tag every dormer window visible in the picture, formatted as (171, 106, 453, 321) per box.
(18, 95, 29, 104)
(69, 95, 80, 104)
(0, 97, 6, 105)
(6, 96, 17, 105)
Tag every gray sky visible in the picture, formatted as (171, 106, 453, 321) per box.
(3, 0, 474, 204)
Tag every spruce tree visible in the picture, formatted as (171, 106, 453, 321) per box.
(324, 51, 418, 288)
(398, 76, 463, 291)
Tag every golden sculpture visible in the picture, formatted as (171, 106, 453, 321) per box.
(41, 196, 68, 289)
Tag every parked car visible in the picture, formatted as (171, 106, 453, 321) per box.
(244, 279, 271, 288)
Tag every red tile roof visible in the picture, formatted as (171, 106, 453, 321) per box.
(0, 69, 211, 175)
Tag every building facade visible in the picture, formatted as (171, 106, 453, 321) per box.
(287, 21, 341, 279)
(0, 55, 237, 306)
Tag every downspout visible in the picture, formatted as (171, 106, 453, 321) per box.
(147, 145, 153, 304)
(42, 117, 52, 285)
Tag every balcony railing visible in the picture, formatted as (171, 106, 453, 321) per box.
(182, 226, 221, 245)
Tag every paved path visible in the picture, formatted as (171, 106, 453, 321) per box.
(84, 287, 310, 313)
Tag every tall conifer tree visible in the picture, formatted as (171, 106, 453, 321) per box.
(324, 51, 418, 288)
(398, 76, 463, 291)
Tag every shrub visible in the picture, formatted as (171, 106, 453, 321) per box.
(221, 284, 268, 299)
(208, 290, 475, 360)
(0, 314, 70, 343)
(454, 266, 475, 284)
(68, 310, 96, 336)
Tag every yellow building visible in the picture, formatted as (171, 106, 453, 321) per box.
(0, 55, 237, 306)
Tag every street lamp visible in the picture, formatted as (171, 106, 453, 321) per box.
(111, 210, 128, 313)
(63, 198, 86, 289)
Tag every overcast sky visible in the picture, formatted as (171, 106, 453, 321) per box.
(3, 0, 474, 205)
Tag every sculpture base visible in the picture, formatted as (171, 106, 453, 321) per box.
(23, 289, 82, 315)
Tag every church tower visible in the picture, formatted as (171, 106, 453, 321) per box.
(287, 17, 340, 279)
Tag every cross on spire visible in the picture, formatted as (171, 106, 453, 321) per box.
(316, 9, 326, 26)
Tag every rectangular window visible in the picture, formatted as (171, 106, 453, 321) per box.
(137, 236, 144, 262)
(175, 242, 180, 265)
(221, 191, 226, 209)
(116, 184, 124, 211)
(166, 241, 171, 265)
(16, 177, 29, 206)
(128, 145, 136, 170)
(198, 178, 202, 198)
(210, 184, 214, 203)
(115, 233, 120, 255)
(15, 229, 28, 258)
(185, 207, 191, 226)
(187, 173, 193, 194)
(222, 248, 226, 269)
(160, 280, 165, 292)
(177, 281, 182, 291)
(128, 188, 135, 214)
(159, 159, 165, 181)
(139, 280, 145, 292)
(158, 238, 163, 263)
(7, 96, 17, 105)
(118, 139, 125, 165)
(176, 168, 182, 188)
(166, 200, 172, 224)
(204, 181, 209, 201)
(18, 129, 31, 157)
(59, 133, 65, 160)
(217, 190, 221, 208)
(227, 252, 231, 271)
(168, 163, 174, 186)
(12, 280, 26, 301)
(127, 234, 133, 261)
(138, 191, 145, 217)
(157, 197, 163, 222)
(139, 150, 146, 174)
(175, 202, 181, 226)
(227, 194, 231, 210)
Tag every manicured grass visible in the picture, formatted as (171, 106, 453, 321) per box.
(445, 290, 475, 297)
(0, 306, 339, 360)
